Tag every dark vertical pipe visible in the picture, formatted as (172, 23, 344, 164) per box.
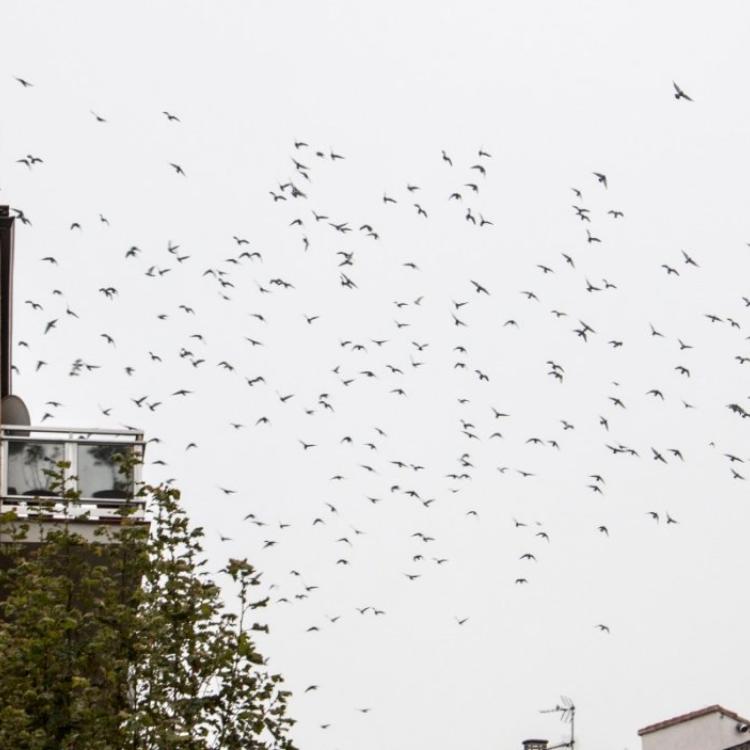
(0, 206, 14, 399)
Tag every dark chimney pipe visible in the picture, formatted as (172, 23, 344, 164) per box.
(0, 206, 14, 399)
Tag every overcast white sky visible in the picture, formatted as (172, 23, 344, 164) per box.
(3, 1, 750, 749)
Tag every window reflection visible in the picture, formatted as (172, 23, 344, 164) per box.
(77, 443, 133, 499)
(6, 441, 64, 496)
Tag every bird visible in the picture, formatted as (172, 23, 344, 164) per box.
(651, 448, 667, 463)
(593, 172, 608, 188)
(672, 81, 693, 102)
(169, 162, 186, 176)
(682, 250, 699, 267)
(470, 280, 490, 295)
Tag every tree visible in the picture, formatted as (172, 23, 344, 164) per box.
(0, 462, 296, 750)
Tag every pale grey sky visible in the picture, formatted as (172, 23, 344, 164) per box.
(3, 2, 750, 749)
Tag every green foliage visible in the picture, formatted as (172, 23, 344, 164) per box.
(0, 464, 296, 750)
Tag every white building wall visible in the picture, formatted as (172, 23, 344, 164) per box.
(642, 712, 747, 750)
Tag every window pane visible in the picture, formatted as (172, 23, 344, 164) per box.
(6, 441, 64, 496)
(77, 443, 133, 499)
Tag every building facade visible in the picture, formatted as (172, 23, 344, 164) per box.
(639, 706, 750, 750)
(0, 205, 145, 543)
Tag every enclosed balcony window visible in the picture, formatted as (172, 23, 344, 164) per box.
(77, 443, 134, 499)
(6, 440, 64, 497)
(1, 425, 145, 522)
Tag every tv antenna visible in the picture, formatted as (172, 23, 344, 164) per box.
(539, 696, 576, 750)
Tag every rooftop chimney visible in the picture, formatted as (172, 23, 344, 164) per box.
(523, 740, 549, 750)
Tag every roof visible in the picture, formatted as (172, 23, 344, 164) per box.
(638, 706, 750, 737)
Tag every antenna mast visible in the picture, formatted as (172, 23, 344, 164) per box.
(539, 696, 576, 750)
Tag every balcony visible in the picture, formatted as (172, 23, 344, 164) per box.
(0, 425, 146, 524)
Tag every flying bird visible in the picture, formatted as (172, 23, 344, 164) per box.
(593, 172, 608, 188)
(672, 81, 693, 101)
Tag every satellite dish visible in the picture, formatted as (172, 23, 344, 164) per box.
(1, 394, 31, 435)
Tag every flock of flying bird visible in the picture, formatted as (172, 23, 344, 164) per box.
(6, 73, 750, 736)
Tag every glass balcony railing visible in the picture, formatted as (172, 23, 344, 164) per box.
(1, 425, 145, 522)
